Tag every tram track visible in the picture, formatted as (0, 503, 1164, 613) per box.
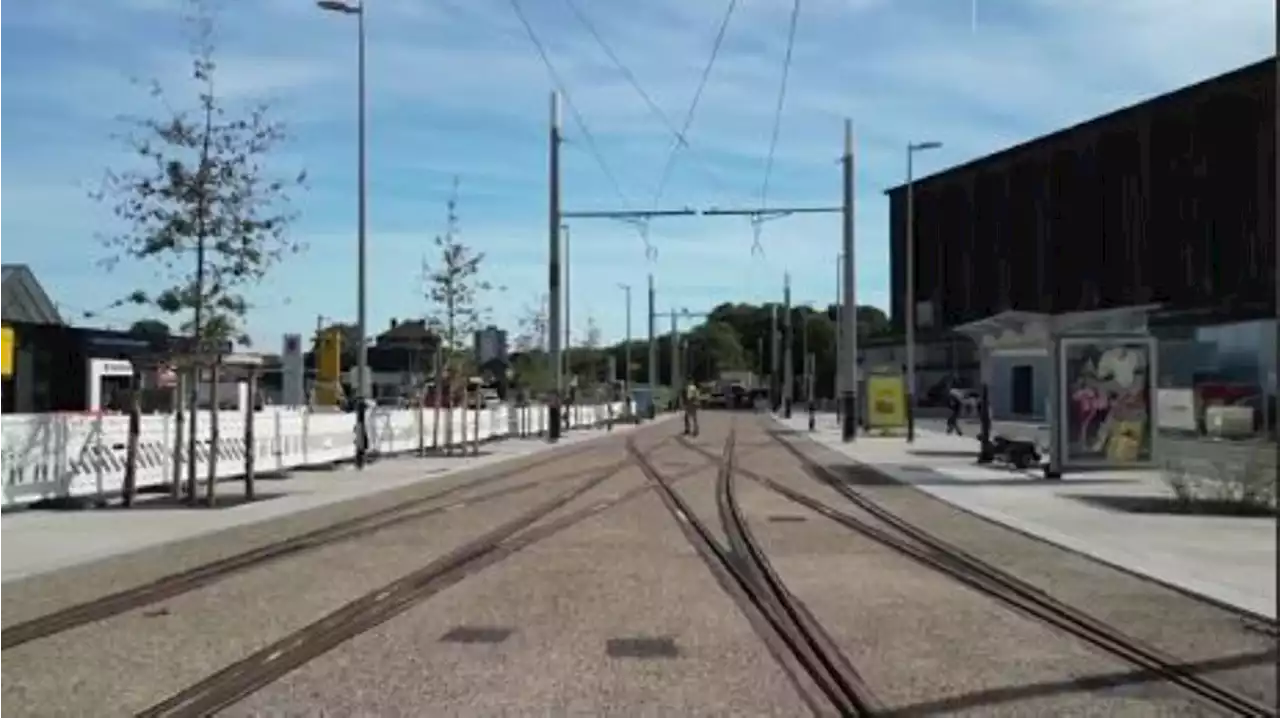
(3, 436, 663, 649)
(133, 431, 711, 717)
(631, 422, 883, 716)
(675, 421, 1276, 717)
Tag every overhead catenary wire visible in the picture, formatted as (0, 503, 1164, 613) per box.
(562, 0, 738, 206)
(506, 0, 652, 254)
(650, 0, 739, 209)
(754, 0, 802, 256)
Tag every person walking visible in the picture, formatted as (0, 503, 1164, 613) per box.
(683, 381, 701, 437)
(946, 383, 964, 436)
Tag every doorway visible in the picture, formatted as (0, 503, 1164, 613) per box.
(1011, 364, 1034, 416)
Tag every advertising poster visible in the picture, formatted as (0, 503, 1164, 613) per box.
(866, 374, 906, 429)
(1061, 337, 1154, 465)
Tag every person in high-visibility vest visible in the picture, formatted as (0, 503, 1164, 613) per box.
(683, 381, 701, 437)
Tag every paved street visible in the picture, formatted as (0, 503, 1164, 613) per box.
(3, 412, 1275, 716)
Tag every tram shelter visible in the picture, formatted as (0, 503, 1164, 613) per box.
(953, 306, 1160, 478)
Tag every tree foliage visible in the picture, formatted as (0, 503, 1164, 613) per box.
(93, 1, 305, 350)
(129, 319, 172, 338)
(421, 185, 502, 391)
(512, 294, 549, 354)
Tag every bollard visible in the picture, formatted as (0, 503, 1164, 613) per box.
(808, 401, 815, 431)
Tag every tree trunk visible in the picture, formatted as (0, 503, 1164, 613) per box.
(243, 368, 257, 502)
(206, 361, 220, 508)
(122, 369, 142, 508)
(472, 388, 481, 455)
(186, 366, 200, 505)
(171, 371, 185, 499)
(432, 346, 443, 453)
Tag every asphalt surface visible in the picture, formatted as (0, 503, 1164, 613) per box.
(3, 412, 1274, 716)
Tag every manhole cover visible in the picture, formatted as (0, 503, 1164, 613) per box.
(439, 626, 514, 644)
(606, 636, 680, 659)
(768, 515, 807, 523)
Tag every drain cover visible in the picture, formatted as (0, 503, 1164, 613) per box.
(606, 636, 680, 659)
(439, 626, 514, 644)
(768, 515, 807, 523)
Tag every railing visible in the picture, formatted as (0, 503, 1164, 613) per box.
(0, 402, 629, 508)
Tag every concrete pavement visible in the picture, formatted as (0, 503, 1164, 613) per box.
(773, 411, 1277, 618)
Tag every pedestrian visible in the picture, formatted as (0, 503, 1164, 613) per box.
(683, 381, 701, 437)
(946, 385, 964, 436)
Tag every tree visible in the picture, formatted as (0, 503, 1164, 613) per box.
(129, 319, 172, 338)
(512, 294, 549, 354)
(94, 1, 305, 506)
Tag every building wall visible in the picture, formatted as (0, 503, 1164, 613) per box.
(887, 59, 1276, 331)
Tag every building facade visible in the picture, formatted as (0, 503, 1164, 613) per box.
(886, 58, 1275, 331)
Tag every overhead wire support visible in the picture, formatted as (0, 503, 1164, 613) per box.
(562, 0, 737, 206)
(754, 0, 802, 257)
(507, 0, 651, 253)
(650, 0, 740, 208)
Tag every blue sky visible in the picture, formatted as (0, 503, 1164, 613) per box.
(2, 0, 1274, 350)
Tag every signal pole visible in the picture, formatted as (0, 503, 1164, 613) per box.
(841, 119, 858, 442)
(648, 274, 657, 418)
(547, 92, 563, 441)
(783, 272, 793, 418)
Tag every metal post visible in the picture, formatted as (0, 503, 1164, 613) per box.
(905, 146, 916, 444)
(548, 92, 563, 441)
(770, 304, 780, 412)
(621, 283, 632, 412)
(563, 223, 571, 382)
(841, 119, 858, 442)
(835, 252, 843, 421)
(354, 0, 369, 468)
(783, 272, 793, 419)
(647, 273, 657, 418)
(670, 311, 679, 408)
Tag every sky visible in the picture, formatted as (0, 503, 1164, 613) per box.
(2, 0, 1275, 351)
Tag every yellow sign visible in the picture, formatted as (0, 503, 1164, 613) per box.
(1, 326, 13, 378)
(866, 374, 906, 428)
(314, 328, 343, 406)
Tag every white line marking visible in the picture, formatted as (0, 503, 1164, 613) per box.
(264, 649, 284, 662)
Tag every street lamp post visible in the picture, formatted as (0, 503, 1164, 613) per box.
(317, 0, 369, 467)
(618, 283, 632, 411)
(905, 140, 942, 444)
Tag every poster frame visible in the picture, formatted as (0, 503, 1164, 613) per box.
(1056, 333, 1159, 470)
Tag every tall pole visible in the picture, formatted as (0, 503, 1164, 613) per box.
(841, 119, 858, 442)
(783, 272, 793, 418)
(770, 304, 780, 412)
(835, 252, 843, 418)
(620, 283, 632, 401)
(904, 140, 941, 443)
(352, 1, 370, 468)
(647, 273, 657, 418)
(670, 311, 680, 403)
(905, 146, 916, 444)
(548, 92, 563, 441)
(563, 223, 571, 383)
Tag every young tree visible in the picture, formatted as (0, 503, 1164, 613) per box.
(421, 180, 501, 451)
(94, 1, 305, 506)
(513, 294, 549, 354)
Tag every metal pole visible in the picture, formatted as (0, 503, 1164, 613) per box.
(841, 119, 858, 442)
(354, 1, 369, 468)
(770, 304, 780, 412)
(905, 145, 916, 444)
(647, 273, 657, 418)
(622, 284, 632, 409)
(835, 252, 843, 419)
(670, 311, 679, 407)
(548, 92, 563, 441)
(563, 223, 571, 383)
(783, 272, 793, 419)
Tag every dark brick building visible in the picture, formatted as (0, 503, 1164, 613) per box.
(885, 58, 1276, 332)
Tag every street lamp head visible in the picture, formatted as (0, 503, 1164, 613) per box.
(317, 0, 361, 14)
(910, 140, 943, 152)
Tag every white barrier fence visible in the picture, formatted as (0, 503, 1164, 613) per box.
(1, 402, 628, 508)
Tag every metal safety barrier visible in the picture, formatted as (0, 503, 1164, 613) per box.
(0, 402, 629, 508)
